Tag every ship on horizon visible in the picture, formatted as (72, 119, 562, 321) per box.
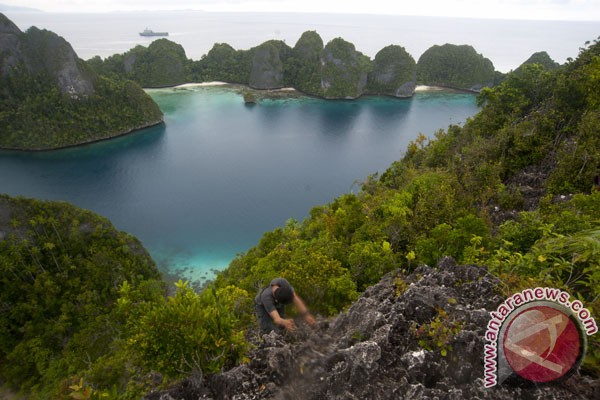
(139, 28, 169, 37)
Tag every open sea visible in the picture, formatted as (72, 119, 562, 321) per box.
(1, 11, 597, 281)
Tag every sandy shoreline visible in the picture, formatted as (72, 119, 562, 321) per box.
(170, 81, 448, 92)
(173, 81, 230, 88)
(167, 82, 453, 94)
(415, 85, 447, 92)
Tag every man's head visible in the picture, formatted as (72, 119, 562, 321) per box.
(274, 284, 294, 304)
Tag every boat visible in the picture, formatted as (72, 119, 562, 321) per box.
(139, 28, 169, 37)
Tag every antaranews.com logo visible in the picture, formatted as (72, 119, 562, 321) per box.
(484, 287, 598, 387)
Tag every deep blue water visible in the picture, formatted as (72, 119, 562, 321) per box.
(0, 87, 479, 280)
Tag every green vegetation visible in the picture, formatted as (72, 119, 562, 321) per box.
(189, 43, 252, 84)
(286, 30, 324, 94)
(88, 39, 190, 87)
(368, 45, 416, 96)
(417, 43, 495, 90)
(89, 31, 511, 99)
(516, 50, 561, 72)
(0, 196, 249, 398)
(319, 37, 372, 98)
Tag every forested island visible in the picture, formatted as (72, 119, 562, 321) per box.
(89, 30, 534, 98)
(0, 13, 163, 150)
(0, 13, 598, 397)
(1, 12, 562, 150)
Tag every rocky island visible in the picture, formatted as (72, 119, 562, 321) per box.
(88, 30, 559, 100)
(0, 13, 163, 150)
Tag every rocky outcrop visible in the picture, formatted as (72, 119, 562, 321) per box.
(417, 44, 495, 91)
(288, 31, 323, 94)
(320, 38, 371, 99)
(144, 257, 599, 399)
(249, 40, 288, 90)
(0, 13, 94, 97)
(368, 45, 416, 97)
(0, 13, 22, 75)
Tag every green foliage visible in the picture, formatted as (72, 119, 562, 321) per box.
(286, 31, 324, 93)
(191, 43, 252, 84)
(417, 43, 495, 90)
(121, 280, 249, 378)
(90, 39, 190, 87)
(368, 45, 416, 95)
(414, 215, 491, 266)
(320, 37, 372, 99)
(412, 308, 463, 357)
(515, 51, 560, 73)
(0, 195, 161, 397)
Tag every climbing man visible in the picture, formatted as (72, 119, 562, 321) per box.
(254, 277, 316, 334)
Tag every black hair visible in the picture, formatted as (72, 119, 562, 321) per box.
(274, 284, 293, 304)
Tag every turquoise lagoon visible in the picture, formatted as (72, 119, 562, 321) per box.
(0, 86, 479, 281)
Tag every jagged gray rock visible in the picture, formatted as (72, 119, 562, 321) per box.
(144, 257, 599, 400)
(0, 13, 94, 96)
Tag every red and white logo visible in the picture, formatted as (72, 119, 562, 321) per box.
(502, 305, 582, 383)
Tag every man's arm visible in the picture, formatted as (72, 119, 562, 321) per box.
(293, 294, 316, 327)
(269, 309, 296, 331)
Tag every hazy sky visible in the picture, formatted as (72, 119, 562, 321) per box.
(3, 0, 600, 20)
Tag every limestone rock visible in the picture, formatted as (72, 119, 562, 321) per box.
(368, 44, 417, 97)
(320, 38, 370, 99)
(249, 40, 289, 90)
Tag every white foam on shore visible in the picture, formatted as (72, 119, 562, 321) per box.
(415, 85, 446, 92)
(173, 81, 229, 88)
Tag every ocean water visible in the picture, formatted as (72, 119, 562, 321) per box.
(0, 86, 478, 280)
(5, 11, 599, 72)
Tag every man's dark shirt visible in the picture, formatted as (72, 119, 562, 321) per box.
(254, 277, 294, 313)
(254, 278, 294, 333)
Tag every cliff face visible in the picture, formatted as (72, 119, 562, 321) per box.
(144, 257, 599, 399)
(368, 45, 417, 97)
(0, 13, 94, 97)
(417, 43, 495, 91)
(249, 41, 288, 90)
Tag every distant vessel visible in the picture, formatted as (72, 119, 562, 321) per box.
(139, 28, 168, 37)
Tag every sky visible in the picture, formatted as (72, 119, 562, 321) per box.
(2, 0, 600, 20)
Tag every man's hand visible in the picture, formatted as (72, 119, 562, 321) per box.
(280, 318, 296, 332)
(304, 313, 317, 328)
